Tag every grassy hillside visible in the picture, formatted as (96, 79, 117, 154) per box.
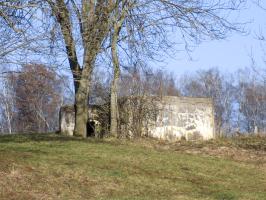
(0, 134, 265, 200)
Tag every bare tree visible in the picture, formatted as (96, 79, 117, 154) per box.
(118, 68, 158, 137)
(236, 68, 266, 134)
(109, 1, 132, 137)
(0, 71, 16, 134)
(107, 0, 244, 137)
(179, 68, 235, 136)
(0, 0, 245, 137)
(9, 64, 63, 133)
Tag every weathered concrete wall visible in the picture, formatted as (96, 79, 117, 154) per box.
(59, 96, 215, 141)
(147, 96, 215, 141)
(59, 106, 75, 136)
(59, 105, 107, 137)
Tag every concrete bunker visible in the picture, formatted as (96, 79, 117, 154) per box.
(59, 96, 215, 141)
(59, 105, 104, 137)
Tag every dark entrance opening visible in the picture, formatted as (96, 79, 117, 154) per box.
(87, 120, 95, 137)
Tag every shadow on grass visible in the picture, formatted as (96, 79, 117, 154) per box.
(2, 133, 265, 152)
(0, 133, 135, 152)
(0, 133, 94, 143)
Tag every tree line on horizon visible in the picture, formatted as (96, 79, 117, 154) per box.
(0, 64, 265, 137)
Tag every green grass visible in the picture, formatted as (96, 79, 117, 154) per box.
(0, 134, 265, 200)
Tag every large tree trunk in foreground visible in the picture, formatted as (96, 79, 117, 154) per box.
(73, 62, 93, 138)
(47, 0, 111, 138)
(74, 78, 89, 137)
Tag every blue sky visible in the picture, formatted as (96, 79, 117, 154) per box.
(157, 1, 266, 75)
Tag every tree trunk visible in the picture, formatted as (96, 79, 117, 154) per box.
(110, 73, 120, 137)
(46, 0, 111, 137)
(73, 83, 88, 137)
(73, 71, 90, 138)
(110, 25, 121, 137)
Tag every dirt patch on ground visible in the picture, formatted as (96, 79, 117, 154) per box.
(182, 146, 266, 168)
(134, 136, 266, 169)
